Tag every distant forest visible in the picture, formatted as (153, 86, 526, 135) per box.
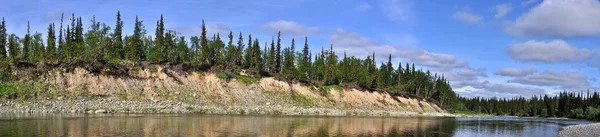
(0, 12, 455, 108)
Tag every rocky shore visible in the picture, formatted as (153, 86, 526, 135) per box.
(0, 98, 455, 117)
(558, 123, 600, 137)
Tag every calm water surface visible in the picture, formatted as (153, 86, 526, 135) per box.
(0, 113, 592, 137)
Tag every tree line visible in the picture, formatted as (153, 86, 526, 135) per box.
(455, 90, 600, 121)
(0, 12, 456, 109)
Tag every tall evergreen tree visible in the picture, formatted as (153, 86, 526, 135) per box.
(130, 16, 145, 61)
(236, 32, 244, 66)
(46, 23, 57, 62)
(8, 34, 18, 62)
(225, 31, 236, 68)
(0, 17, 6, 59)
(275, 31, 282, 73)
(110, 11, 124, 61)
(22, 21, 31, 62)
(268, 37, 275, 72)
(57, 13, 66, 62)
(199, 20, 208, 65)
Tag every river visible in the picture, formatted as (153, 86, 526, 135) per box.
(0, 113, 592, 137)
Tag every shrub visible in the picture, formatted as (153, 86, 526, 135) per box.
(586, 106, 600, 121)
(0, 70, 10, 81)
(216, 73, 228, 79)
(234, 75, 257, 83)
(0, 81, 48, 99)
(318, 85, 342, 96)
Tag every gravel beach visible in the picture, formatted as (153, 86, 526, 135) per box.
(0, 99, 456, 117)
(558, 123, 600, 137)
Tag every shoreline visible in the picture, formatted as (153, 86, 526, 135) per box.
(0, 98, 458, 117)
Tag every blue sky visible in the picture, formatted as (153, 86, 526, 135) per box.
(2, 0, 600, 98)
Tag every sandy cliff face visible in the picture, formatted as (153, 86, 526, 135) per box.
(43, 67, 444, 113)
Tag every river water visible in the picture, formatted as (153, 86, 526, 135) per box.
(0, 113, 592, 137)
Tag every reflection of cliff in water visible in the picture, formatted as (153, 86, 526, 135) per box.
(0, 114, 459, 137)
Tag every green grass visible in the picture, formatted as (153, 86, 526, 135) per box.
(216, 73, 228, 79)
(234, 75, 258, 83)
(293, 94, 316, 106)
(318, 85, 342, 96)
(0, 81, 49, 99)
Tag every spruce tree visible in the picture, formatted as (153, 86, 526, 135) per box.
(58, 13, 65, 62)
(199, 20, 208, 65)
(268, 37, 275, 72)
(8, 34, 18, 62)
(130, 16, 144, 61)
(225, 31, 235, 68)
(236, 32, 243, 66)
(22, 21, 31, 62)
(0, 17, 6, 59)
(111, 11, 124, 61)
(275, 31, 281, 73)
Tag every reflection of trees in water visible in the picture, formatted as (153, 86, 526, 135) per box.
(299, 117, 458, 137)
(0, 114, 461, 137)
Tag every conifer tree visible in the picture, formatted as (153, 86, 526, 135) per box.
(225, 31, 235, 68)
(199, 20, 208, 65)
(8, 34, 18, 62)
(268, 37, 275, 72)
(111, 11, 124, 61)
(32, 33, 44, 62)
(130, 16, 145, 61)
(236, 32, 243, 66)
(0, 18, 7, 59)
(275, 31, 281, 73)
(58, 13, 66, 62)
(22, 21, 31, 62)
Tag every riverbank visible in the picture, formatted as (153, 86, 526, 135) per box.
(0, 98, 455, 117)
(558, 123, 600, 137)
(0, 67, 456, 117)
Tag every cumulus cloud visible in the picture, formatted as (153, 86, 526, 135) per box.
(494, 67, 537, 77)
(258, 20, 320, 36)
(508, 70, 597, 91)
(507, 0, 600, 37)
(442, 68, 488, 88)
(330, 29, 468, 70)
(508, 39, 594, 63)
(495, 3, 512, 19)
(452, 11, 483, 24)
(380, 0, 413, 21)
(461, 81, 546, 98)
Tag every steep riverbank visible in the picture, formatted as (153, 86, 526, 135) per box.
(1, 67, 451, 116)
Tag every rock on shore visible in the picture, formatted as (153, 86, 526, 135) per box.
(558, 123, 600, 137)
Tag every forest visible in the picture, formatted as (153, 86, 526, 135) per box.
(0, 12, 456, 109)
(455, 90, 600, 121)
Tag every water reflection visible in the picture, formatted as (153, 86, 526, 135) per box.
(0, 114, 591, 137)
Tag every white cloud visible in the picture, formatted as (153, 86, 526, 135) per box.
(508, 39, 594, 63)
(452, 11, 483, 24)
(355, 2, 372, 12)
(461, 81, 546, 98)
(494, 67, 537, 77)
(495, 3, 512, 19)
(508, 70, 597, 91)
(507, 0, 600, 37)
(380, 0, 413, 21)
(330, 29, 468, 70)
(258, 20, 320, 36)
